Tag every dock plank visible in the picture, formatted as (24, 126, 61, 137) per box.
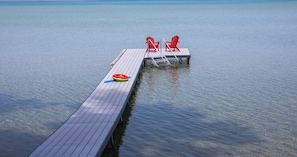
(144, 48, 190, 59)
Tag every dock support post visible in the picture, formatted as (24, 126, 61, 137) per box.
(119, 117, 124, 126)
(108, 135, 115, 148)
(187, 57, 190, 64)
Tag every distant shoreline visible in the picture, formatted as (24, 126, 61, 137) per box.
(0, 0, 293, 6)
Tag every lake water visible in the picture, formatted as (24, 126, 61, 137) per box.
(1, 1, 297, 156)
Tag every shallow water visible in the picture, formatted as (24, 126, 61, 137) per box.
(1, 1, 297, 156)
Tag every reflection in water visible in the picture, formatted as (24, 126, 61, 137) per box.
(168, 67, 179, 96)
(145, 64, 187, 96)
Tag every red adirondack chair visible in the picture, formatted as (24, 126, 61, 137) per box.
(146, 36, 160, 52)
(165, 35, 180, 52)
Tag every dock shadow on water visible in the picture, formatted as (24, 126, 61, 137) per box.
(100, 67, 262, 157)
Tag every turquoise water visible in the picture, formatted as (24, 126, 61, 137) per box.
(1, 1, 297, 156)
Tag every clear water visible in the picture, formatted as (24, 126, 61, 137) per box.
(1, 1, 297, 157)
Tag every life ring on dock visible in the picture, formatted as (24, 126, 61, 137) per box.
(112, 73, 129, 82)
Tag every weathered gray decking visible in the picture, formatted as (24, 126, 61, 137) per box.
(30, 48, 190, 157)
(144, 48, 190, 59)
(29, 49, 146, 157)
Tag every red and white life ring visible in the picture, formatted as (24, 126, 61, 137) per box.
(112, 73, 129, 82)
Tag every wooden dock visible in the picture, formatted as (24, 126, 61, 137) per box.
(29, 48, 190, 157)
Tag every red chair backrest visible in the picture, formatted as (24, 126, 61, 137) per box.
(146, 36, 156, 48)
(171, 36, 179, 47)
(146, 36, 154, 44)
